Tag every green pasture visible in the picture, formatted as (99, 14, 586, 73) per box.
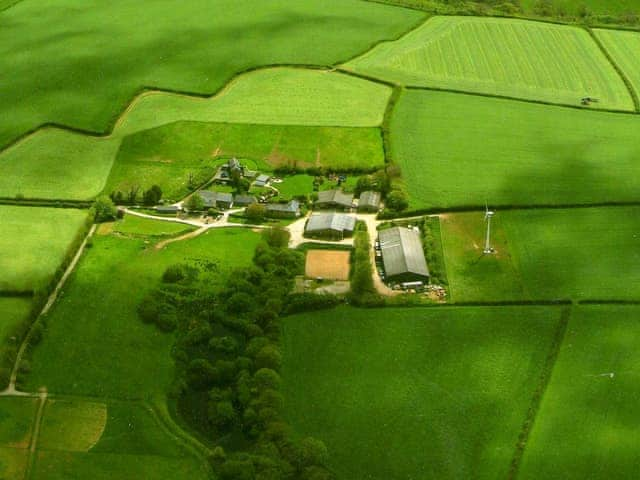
(0, 297, 32, 344)
(112, 215, 194, 237)
(596, 29, 640, 101)
(520, 305, 640, 479)
(345, 16, 633, 110)
(106, 121, 383, 200)
(0, 129, 119, 200)
(0, 397, 37, 448)
(39, 399, 107, 452)
(115, 68, 391, 136)
(521, 0, 640, 15)
(0, 206, 88, 292)
(282, 306, 562, 480)
(391, 90, 640, 210)
(0, 0, 422, 148)
(440, 207, 640, 301)
(24, 226, 260, 398)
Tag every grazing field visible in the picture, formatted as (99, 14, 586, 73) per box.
(115, 68, 391, 136)
(345, 16, 633, 110)
(106, 121, 384, 200)
(519, 305, 640, 479)
(305, 250, 351, 280)
(0, 129, 119, 200)
(391, 90, 640, 210)
(111, 215, 194, 237)
(440, 208, 640, 301)
(0, 0, 422, 148)
(282, 306, 562, 480)
(39, 399, 107, 452)
(522, 0, 640, 15)
(24, 227, 260, 398)
(0, 207, 88, 292)
(0, 297, 32, 344)
(0, 397, 38, 479)
(595, 29, 640, 100)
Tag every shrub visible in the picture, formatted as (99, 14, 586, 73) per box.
(253, 368, 281, 390)
(94, 195, 117, 222)
(255, 345, 282, 370)
(385, 190, 408, 212)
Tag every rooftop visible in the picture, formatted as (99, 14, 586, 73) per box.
(306, 213, 356, 233)
(378, 226, 429, 278)
(316, 189, 354, 208)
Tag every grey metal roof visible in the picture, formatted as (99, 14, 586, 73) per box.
(359, 191, 381, 208)
(306, 213, 356, 233)
(266, 200, 299, 213)
(316, 189, 354, 208)
(256, 174, 270, 183)
(216, 192, 234, 203)
(378, 227, 429, 278)
(198, 190, 217, 207)
(234, 194, 256, 205)
(156, 205, 180, 213)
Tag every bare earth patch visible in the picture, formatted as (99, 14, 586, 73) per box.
(305, 250, 351, 281)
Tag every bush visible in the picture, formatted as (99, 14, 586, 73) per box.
(254, 368, 281, 390)
(185, 193, 205, 212)
(261, 227, 290, 249)
(385, 190, 408, 212)
(255, 345, 282, 370)
(94, 195, 117, 222)
(246, 203, 266, 222)
(162, 263, 198, 284)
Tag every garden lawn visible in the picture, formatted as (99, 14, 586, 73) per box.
(24, 227, 260, 398)
(519, 305, 640, 479)
(0, 207, 89, 292)
(595, 29, 640, 102)
(0, 0, 422, 148)
(282, 306, 562, 480)
(0, 130, 119, 200)
(391, 90, 640, 210)
(106, 122, 383, 200)
(112, 215, 194, 237)
(0, 297, 32, 344)
(344, 16, 633, 110)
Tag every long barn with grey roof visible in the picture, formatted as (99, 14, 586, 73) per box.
(378, 226, 429, 284)
(305, 213, 356, 240)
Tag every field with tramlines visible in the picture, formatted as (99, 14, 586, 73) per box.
(595, 28, 640, 98)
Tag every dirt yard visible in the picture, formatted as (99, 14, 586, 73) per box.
(305, 249, 351, 281)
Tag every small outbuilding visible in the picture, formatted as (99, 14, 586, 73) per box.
(378, 226, 429, 284)
(358, 191, 381, 213)
(254, 174, 271, 188)
(233, 194, 257, 207)
(315, 189, 354, 211)
(305, 213, 356, 240)
(265, 200, 300, 218)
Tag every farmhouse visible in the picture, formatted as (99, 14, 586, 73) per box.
(315, 189, 354, 211)
(197, 190, 234, 210)
(378, 226, 429, 284)
(358, 191, 381, 213)
(305, 213, 356, 240)
(265, 200, 300, 218)
(233, 194, 257, 206)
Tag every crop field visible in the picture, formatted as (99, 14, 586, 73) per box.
(0, 297, 31, 344)
(0, 207, 88, 292)
(391, 90, 640, 210)
(519, 305, 640, 479)
(282, 306, 562, 480)
(440, 207, 640, 302)
(0, 0, 422, 148)
(106, 121, 384, 199)
(0, 130, 119, 200)
(24, 226, 260, 398)
(345, 16, 633, 110)
(595, 29, 640, 99)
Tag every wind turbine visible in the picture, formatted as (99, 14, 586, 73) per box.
(483, 203, 495, 254)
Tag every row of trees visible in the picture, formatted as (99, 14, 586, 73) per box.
(109, 184, 163, 206)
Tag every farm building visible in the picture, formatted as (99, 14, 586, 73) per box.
(233, 194, 257, 206)
(265, 200, 300, 218)
(254, 174, 271, 188)
(305, 213, 356, 240)
(358, 191, 381, 212)
(378, 226, 429, 284)
(315, 189, 354, 211)
(156, 205, 181, 214)
(197, 191, 234, 210)
(227, 157, 242, 173)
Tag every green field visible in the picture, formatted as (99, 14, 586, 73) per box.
(0, 207, 88, 292)
(106, 121, 384, 199)
(24, 226, 260, 398)
(345, 16, 633, 110)
(111, 215, 194, 237)
(391, 90, 640, 210)
(440, 208, 640, 302)
(522, 0, 640, 15)
(596, 28, 640, 100)
(0, 0, 422, 148)
(0, 297, 31, 344)
(0, 397, 38, 479)
(282, 306, 562, 480)
(519, 305, 640, 479)
(0, 130, 119, 200)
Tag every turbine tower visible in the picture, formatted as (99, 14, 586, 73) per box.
(484, 203, 495, 254)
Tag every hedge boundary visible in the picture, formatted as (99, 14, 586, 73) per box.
(0, 198, 92, 209)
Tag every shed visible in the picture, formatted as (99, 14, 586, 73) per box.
(305, 213, 356, 240)
(254, 174, 271, 188)
(234, 194, 257, 206)
(315, 189, 354, 211)
(378, 226, 429, 284)
(156, 205, 181, 214)
(358, 191, 381, 213)
(265, 200, 300, 218)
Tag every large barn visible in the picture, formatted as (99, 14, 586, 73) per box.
(305, 213, 356, 240)
(378, 226, 430, 284)
(315, 189, 354, 211)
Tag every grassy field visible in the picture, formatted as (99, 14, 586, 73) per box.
(595, 29, 640, 101)
(0, 397, 38, 479)
(115, 68, 392, 136)
(0, 297, 31, 344)
(282, 306, 562, 480)
(440, 208, 640, 301)
(24, 226, 260, 398)
(345, 16, 633, 110)
(0, 0, 422, 149)
(0, 130, 119, 200)
(111, 215, 194, 237)
(0, 207, 88, 292)
(391, 90, 640, 210)
(522, 0, 640, 15)
(105, 121, 384, 200)
(519, 305, 640, 479)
